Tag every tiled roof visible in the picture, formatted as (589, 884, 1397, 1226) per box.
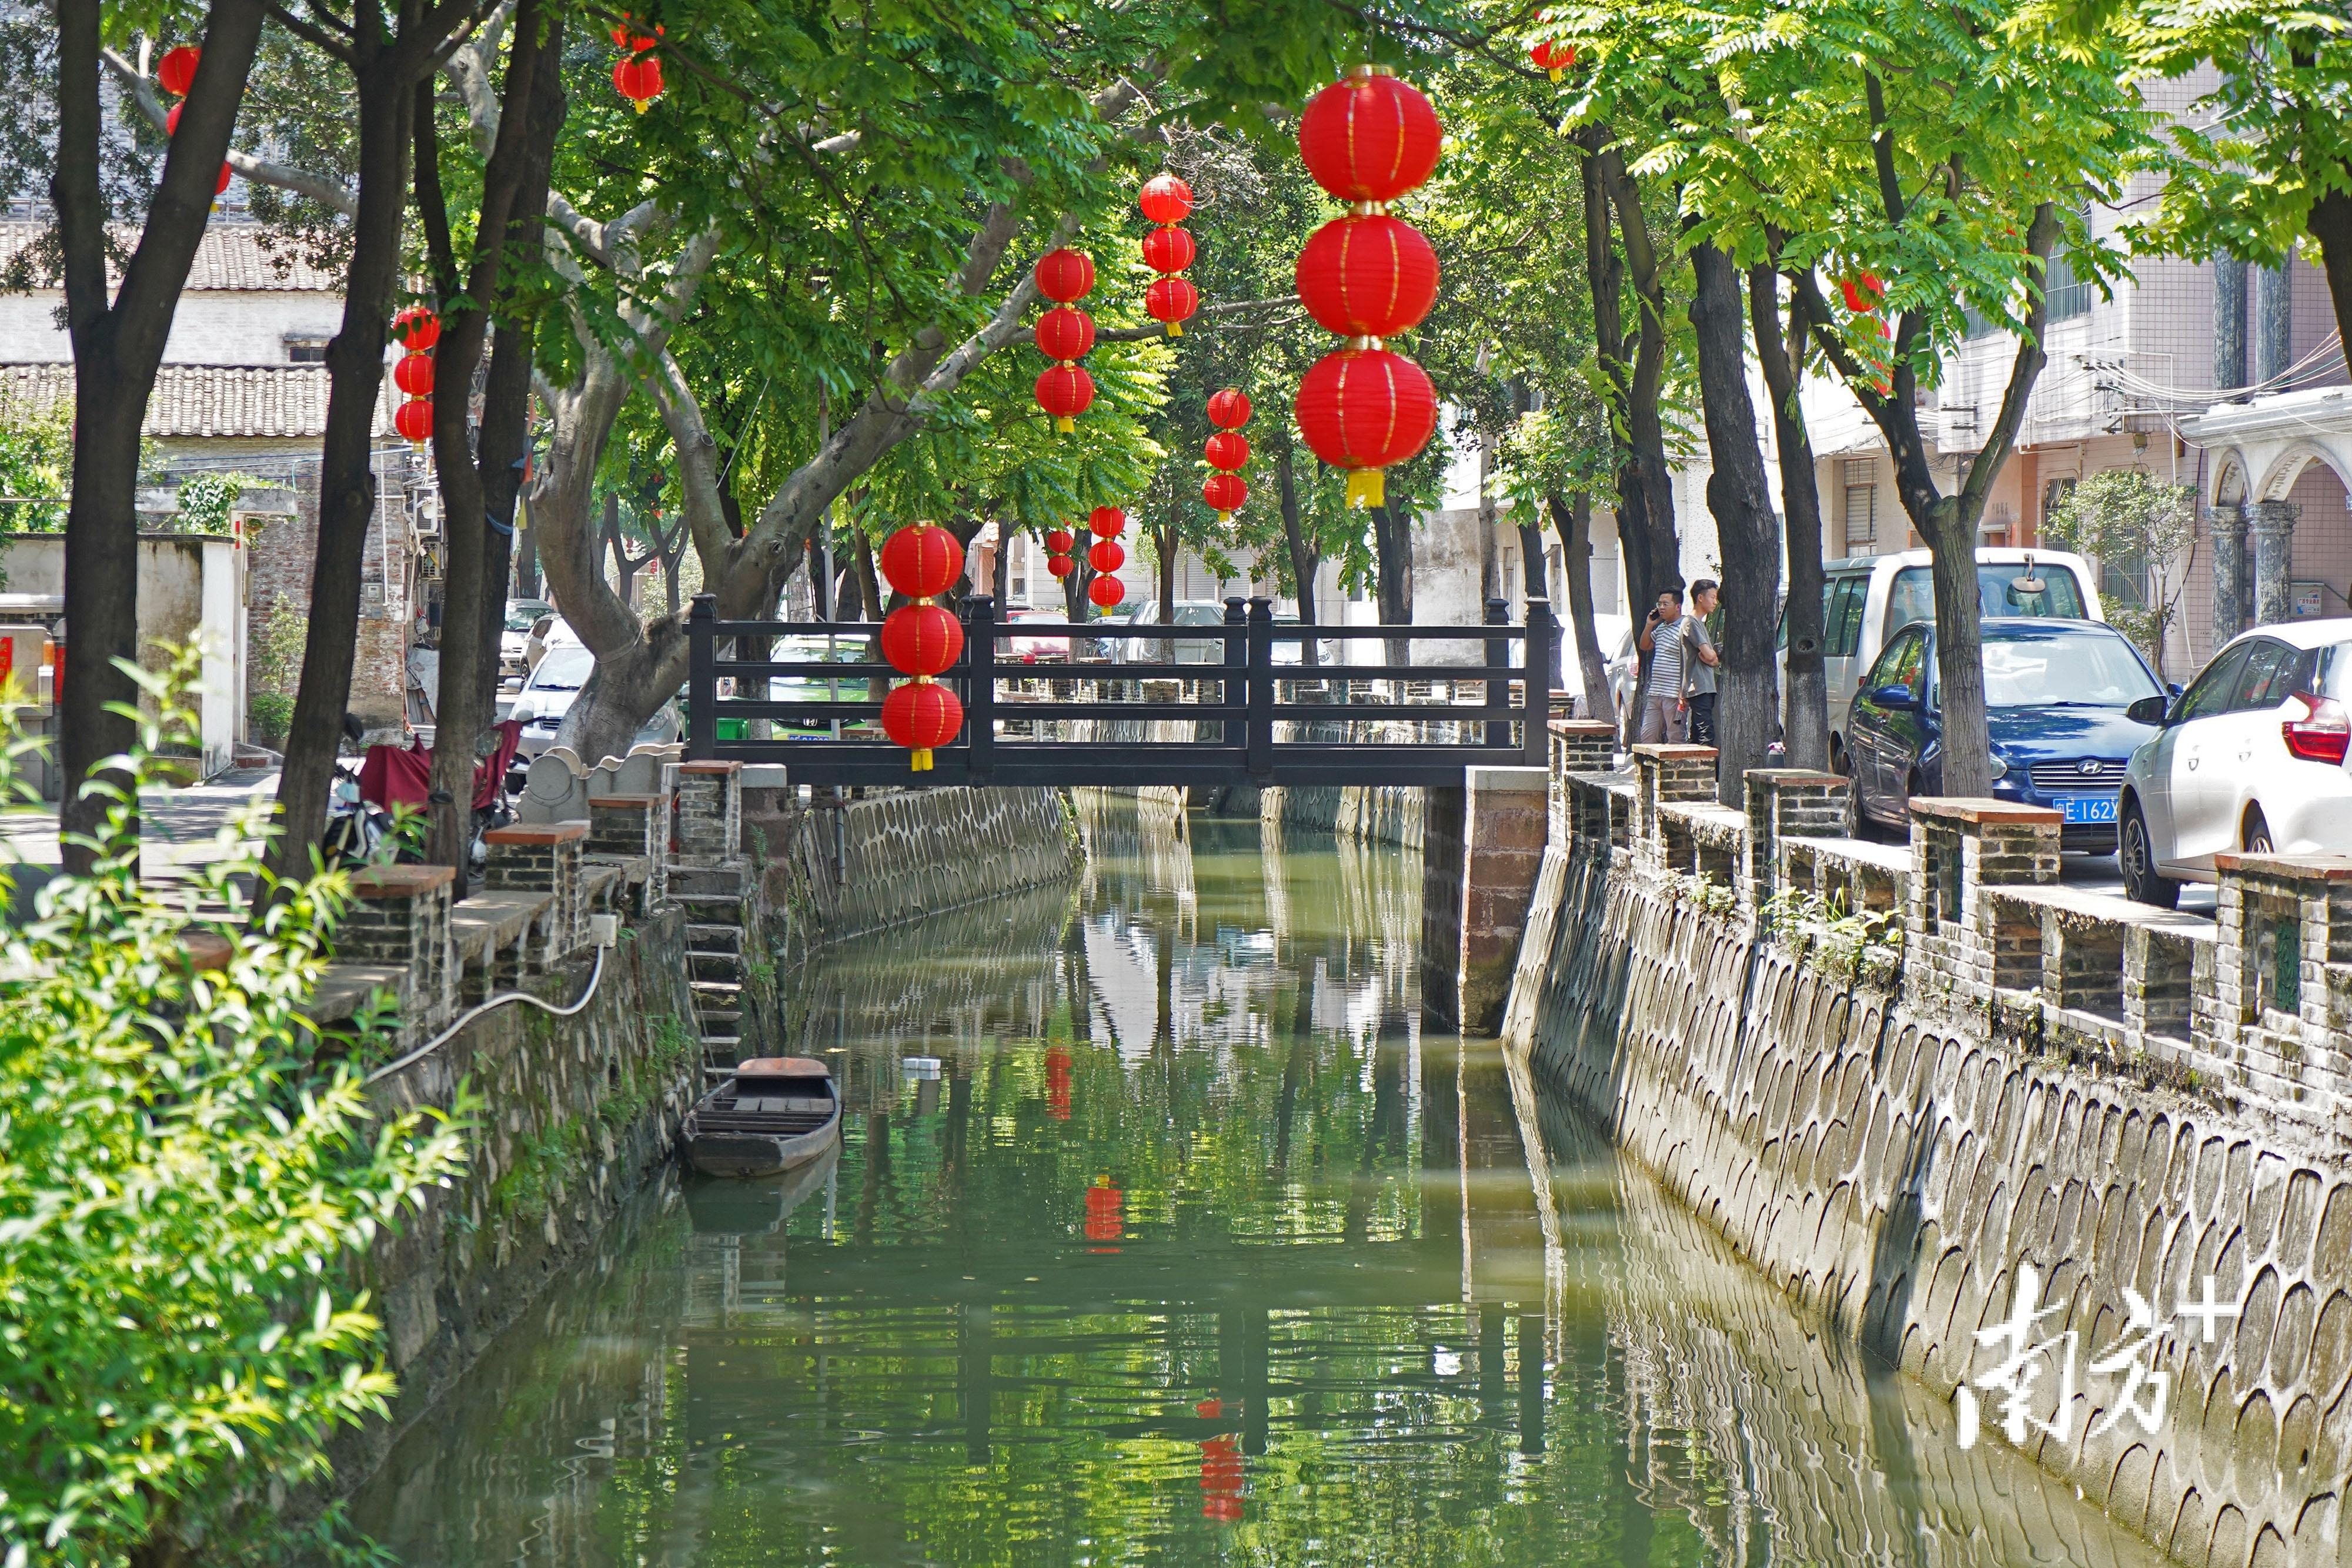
(0, 220, 341, 292)
(0, 362, 395, 439)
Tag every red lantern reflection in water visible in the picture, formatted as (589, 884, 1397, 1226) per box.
(1083, 1176, 1123, 1247)
(1045, 1045, 1071, 1120)
(1197, 1398, 1244, 1522)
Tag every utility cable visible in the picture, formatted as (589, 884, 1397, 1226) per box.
(363, 935, 612, 1086)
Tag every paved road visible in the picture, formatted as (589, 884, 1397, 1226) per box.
(2057, 847, 2218, 914)
(0, 768, 279, 917)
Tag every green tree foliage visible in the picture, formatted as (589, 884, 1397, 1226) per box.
(0, 409, 72, 534)
(171, 470, 264, 536)
(0, 657, 470, 1565)
(2042, 469, 2197, 676)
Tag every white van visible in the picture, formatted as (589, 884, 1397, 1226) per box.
(1783, 547, 2104, 767)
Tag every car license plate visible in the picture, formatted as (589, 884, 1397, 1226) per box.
(2058, 794, 2117, 825)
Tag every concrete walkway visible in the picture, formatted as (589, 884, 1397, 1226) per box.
(0, 768, 280, 917)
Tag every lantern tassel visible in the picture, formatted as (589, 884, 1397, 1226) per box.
(1166, 322, 1183, 337)
(1345, 468, 1385, 509)
(911, 747, 933, 772)
(633, 97, 652, 115)
(1056, 416, 1074, 433)
(1216, 510, 1232, 523)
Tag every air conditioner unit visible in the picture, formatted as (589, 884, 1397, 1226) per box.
(412, 497, 441, 540)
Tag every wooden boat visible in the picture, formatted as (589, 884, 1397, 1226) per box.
(685, 1139, 837, 1233)
(683, 1057, 842, 1179)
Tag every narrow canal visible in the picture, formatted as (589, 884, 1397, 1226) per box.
(356, 800, 2165, 1566)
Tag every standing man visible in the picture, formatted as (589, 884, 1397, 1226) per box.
(1684, 579, 1722, 745)
(1636, 585, 1689, 744)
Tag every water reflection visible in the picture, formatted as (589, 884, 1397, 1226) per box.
(355, 797, 2163, 1567)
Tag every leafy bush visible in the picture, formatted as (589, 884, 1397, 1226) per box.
(247, 600, 308, 749)
(0, 654, 470, 1565)
(171, 471, 266, 537)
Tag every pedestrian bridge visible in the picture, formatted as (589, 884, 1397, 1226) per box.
(683, 592, 1558, 788)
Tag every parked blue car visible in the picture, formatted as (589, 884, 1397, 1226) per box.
(1845, 618, 2172, 851)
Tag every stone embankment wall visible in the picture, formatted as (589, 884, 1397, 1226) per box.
(1506, 733, 2352, 1568)
(747, 783, 1077, 947)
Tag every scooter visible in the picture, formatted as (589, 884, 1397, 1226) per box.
(322, 757, 397, 868)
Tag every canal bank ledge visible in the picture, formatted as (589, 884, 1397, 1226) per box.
(1499, 726, 2352, 1568)
(308, 770, 1077, 1502)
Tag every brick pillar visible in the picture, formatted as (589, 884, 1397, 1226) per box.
(483, 820, 589, 962)
(1421, 765, 1549, 1032)
(1903, 798, 2058, 1011)
(2210, 852, 2352, 1032)
(343, 864, 455, 1026)
(1743, 768, 1849, 908)
(1630, 743, 1717, 863)
(1549, 718, 1616, 777)
(589, 793, 669, 914)
(672, 759, 742, 864)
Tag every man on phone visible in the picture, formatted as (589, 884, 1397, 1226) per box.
(1684, 579, 1721, 744)
(1635, 586, 1689, 744)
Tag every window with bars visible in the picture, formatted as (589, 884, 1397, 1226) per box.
(1842, 459, 1877, 553)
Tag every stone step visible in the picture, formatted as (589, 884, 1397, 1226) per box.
(668, 865, 749, 897)
(671, 890, 746, 910)
(691, 979, 742, 1004)
(700, 1034, 742, 1054)
(691, 952, 743, 983)
(697, 1008, 742, 1031)
(686, 922, 743, 954)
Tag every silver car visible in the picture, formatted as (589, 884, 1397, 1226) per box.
(509, 639, 682, 761)
(2119, 618, 2352, 907)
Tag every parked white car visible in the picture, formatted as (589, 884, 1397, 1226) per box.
(508, 633, 681, 762)
(1118, 600, 1234, 664)
(2118, 618, 2352, 906)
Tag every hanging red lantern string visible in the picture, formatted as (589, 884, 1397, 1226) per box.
(1839, 271, 1886, 313)
(1201, 472, 1250, 521)
(1033, 248, 1097, 433)
(1085, 506, 1125, 606)
(1138, 173, 1198, 337)
(1042, 524, 1077, 581)
(389, 306, 439, 447)
(876, 523, 967, 772)
(159, 99, 235, 202)
(1207, 387, 1251, 432)
(610, 17, 664, 112)
(1293, 67, 1444, 509)
(1529, 40, 1575, 82)
(1202, 391, 1251, 524)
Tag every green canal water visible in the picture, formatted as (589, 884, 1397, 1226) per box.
(355, 800, 2166, 1567)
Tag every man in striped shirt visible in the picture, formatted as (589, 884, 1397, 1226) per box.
(1635, 586, 1689, 744)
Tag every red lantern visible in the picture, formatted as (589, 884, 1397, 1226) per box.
(392, 306, 440, 352)
(613, 54, 663, 111)
(881, 680, 964, 771)
(1087, 506, 1125, 539)
(1088, 540, 1125, 573)
(213, 162, 232, 196)
(393, 397, 433, 444)
(1035, 363, 1095, 432)
(609, 18, 662, 51)
(1045, 1044, 1072, 1119)
(1294, 347, 1436, 509)
(1529, 40, 1575, 80)
(1840, 272, 1885, 313)
(1202, 473, 1248, 519)
(1034, 306, 1096, 362)
(156, 46, 200, 97)
(1034, 248, 1095, 304)
(878, 524, 964, 599)
(1043, 527, 1075, 554)
(1204, 432, 1250, 472)
(880, 603, 964, 676)
(1295, 215, 1439, 339)
(1145, 276, 1199, 336)
(1140, 173, 1194, 225)
(392, 352, 435, 397)
(1141, 226, 1197, 275)
(165, 103, 182, 136)
(1207, 388, 1252, 430)
(1047, 554, 1077, 579)
(1298, 71, 1442, 205)
(1088, 575, 1125, 608)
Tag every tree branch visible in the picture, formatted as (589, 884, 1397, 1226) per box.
(102, 46, 361, 217)
(1863, 73, 1907, 227)
(1963, 202, 2059, 510)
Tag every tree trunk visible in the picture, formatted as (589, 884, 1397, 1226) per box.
(1476, 426, 1500, 604)
(1751, 260, 1828, 771)
(417, 0, 557, 886)
(1688, 240, 1782, 807)
(1372, 502, 1412, 670)
(1576, 132, 1652, 741)
(853, 529, 883, 621)
(1546, 492, 1614, 724)
(1594, 141, 1679, 614)
(1517, 521, 1554, 687)
(2303, 190, 2352, 394)
(1275, 440, 1319, 666)
(270, 45, 419, 887)
(55, 0, 264, 871)
(1155, 520, 1178, 663)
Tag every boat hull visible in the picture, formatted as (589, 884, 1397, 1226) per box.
(685, 1111, 841, 1179)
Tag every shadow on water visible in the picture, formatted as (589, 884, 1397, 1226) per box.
(352, 795, 2166, 1567)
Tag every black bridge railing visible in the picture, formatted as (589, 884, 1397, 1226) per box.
(684, 591, 1555, 788)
